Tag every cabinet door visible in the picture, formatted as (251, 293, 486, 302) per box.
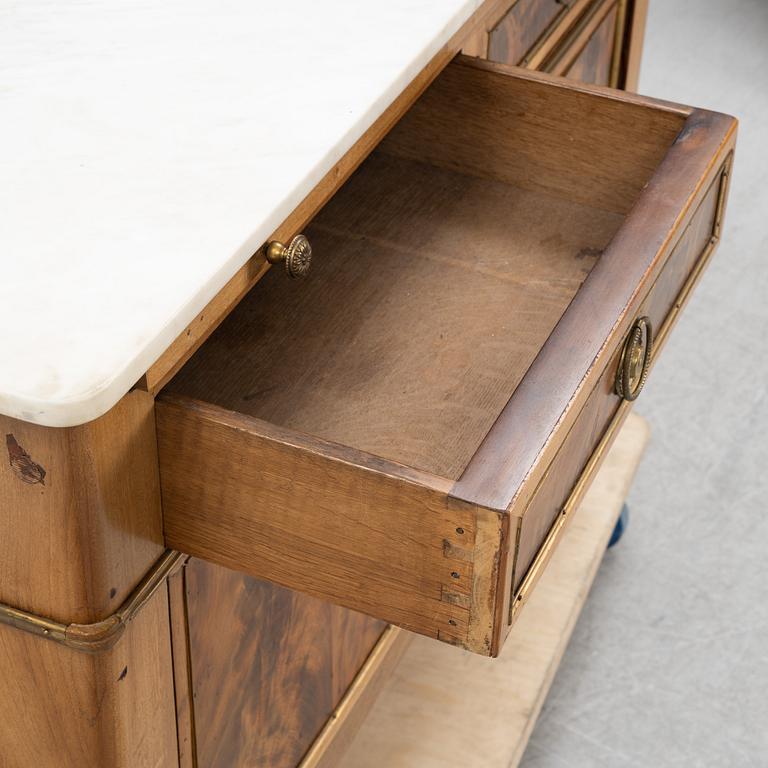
(169, 559, 386, 768)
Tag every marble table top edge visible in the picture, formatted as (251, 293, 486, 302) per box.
(0, 0, 482, 427)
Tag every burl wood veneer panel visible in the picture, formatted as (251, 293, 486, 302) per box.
(184, 560, 385, 768)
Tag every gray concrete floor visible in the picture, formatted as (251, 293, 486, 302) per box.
(521, 1, 768, 766)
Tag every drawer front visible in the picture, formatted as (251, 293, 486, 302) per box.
(157, 60, 736, 657)
(487, 0, 567, 65)
(508, 157, 731, 623)
(485, 0, 630, 89)
(563, 1, 619, 84)
(545, 0, 623, 86)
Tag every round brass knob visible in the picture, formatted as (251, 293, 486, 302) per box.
(265, 234, 312, 279)
(615, 316, 653, 402)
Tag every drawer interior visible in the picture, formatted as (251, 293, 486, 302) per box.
(158, 58, 733, 655)
(169, 155, 617, 479)
(166, 61, 685, 483)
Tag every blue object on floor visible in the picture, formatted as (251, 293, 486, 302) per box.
(608, 503, 629, 548)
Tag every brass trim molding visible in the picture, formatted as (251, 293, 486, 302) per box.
(0, 549, 186, 653)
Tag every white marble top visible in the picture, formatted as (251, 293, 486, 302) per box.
(1, 0, 482, 426)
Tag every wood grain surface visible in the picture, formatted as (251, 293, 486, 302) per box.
(488, 0, 566, 65)
(158, 395, 505, 653)
(299, 626, 412, 768)
(181, 560, 385, 768)
(167, 563, 195, 768)
(379, 57, 685, 215)
(513, 0, 602, 70)
(560, 3, 619, 84)
(0, 390, 164, 622)
(0, 390, 177, 765)
(0, 588, 177, 768)
(167, 152, 619, 480)
(449, 60, 735, 516)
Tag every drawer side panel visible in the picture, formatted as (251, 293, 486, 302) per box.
(158, 397, 506, 654)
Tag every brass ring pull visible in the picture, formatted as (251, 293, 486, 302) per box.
(266, 234, 312, 279)
(615, 316, 653, 401)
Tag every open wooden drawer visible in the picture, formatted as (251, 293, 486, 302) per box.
(156, 57, 735, 656)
